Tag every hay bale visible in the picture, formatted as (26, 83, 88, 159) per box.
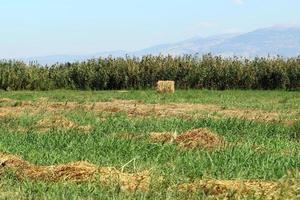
(156, 81, 175, 93)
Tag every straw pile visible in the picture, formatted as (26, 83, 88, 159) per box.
(36, 115, 92, 133)
(176, 179, 280, 199)
(150, 128, 225, 150)
(156, 81, 175, 93)
(0, 152, 150, 192)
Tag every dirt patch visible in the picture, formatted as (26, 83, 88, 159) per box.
(0, 152, 150, 192)
(176, 179, 279, 199)
(150, 128, 226, 150)
(36, 115, 92, 133)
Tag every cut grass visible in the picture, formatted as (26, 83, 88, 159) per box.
(1, 89, 299, 112)
(0, 90, 299, 199)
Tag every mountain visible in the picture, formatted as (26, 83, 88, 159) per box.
(136, 26, 300, 57)
(135, 33, 237, 56)
(18, 26, 300, 65)
(21, 50, 127, 65)
(209, 26, 300, 57)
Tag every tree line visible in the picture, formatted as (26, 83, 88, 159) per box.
(0, 55, 299, 91)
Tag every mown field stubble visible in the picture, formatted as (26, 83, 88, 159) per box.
(0, 90, 300, 199)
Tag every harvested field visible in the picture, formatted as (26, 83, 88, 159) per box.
(0, 99, 293, 124)
(0, 90, 299, 199)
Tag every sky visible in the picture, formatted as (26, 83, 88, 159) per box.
(1, 0, 300, 58)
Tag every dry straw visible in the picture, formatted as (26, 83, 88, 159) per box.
(150, 128, 225, 150)
(156, 81, 175, 93)
(0, 152, 150, 192)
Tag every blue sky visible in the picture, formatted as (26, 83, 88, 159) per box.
(1, 0, 300, 58)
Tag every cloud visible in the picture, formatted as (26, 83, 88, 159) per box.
(233, 0, 244, 5)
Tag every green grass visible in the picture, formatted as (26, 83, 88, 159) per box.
(1, 89, 300, 111)
(0, 90, 300, 199)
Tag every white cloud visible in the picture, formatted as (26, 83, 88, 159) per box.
(233, 0, 244, 5)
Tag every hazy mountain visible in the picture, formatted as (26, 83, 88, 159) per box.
(21, 50, 127, 65)
(18, 26, 300, 65)
(209, 26, 300, 57)
(136, 26, 300, 57)
(135, 33, 238, 56)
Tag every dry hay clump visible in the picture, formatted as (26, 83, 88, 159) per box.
(0, 107, 21, 119)
(0, 98, 16, 103)
(113, 132, 145, 141)
(0, 110, 8, 118)
(175, 177, 300, 199)
(36, 115, 92, 132)
(35, 97, 50, 107)
(0, 152, 150, 192)
(0, 99, 287, 124)
(156, 81, 175, 93)
(218, 109, 280, 122)
(150, 128, 225, 150)
(176, 128, 225, 150)
(175, 179, 280, 199)
(149, 132, 177, 143)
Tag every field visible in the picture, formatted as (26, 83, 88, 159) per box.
(0, 89, 300, 199)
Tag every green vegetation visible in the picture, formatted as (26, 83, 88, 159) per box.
(1, 55, 300, 91)
(2, 89, 300, 111)
(0, 90, 299, 199)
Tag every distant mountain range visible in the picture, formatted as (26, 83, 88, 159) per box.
(19, 26, 300, 65)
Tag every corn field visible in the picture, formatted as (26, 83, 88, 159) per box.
(0, 55, 299, 90)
